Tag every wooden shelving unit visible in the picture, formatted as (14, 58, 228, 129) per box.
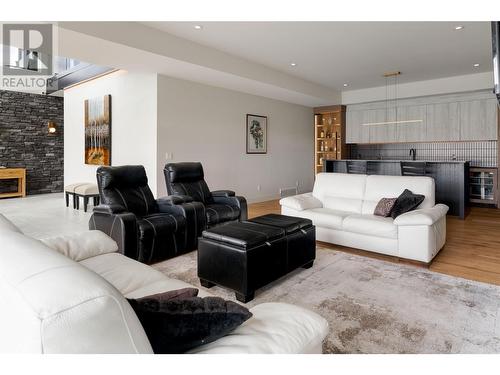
(313, 105, 347, 174)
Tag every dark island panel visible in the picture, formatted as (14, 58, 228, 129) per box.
(324, 160, 469, 219)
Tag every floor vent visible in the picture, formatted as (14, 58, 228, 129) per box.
(279, 187, 298, 198)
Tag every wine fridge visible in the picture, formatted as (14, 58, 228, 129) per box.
(469, 168, 497, 206)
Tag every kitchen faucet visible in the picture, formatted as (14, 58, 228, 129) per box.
(409, 148, 417, 161)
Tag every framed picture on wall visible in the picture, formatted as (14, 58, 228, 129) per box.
(84, 94, 111, 166)
(246, 114, 267, 154)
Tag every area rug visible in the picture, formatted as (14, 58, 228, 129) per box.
(153, 246, 500, 353)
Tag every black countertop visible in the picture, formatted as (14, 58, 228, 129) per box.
(330, 159, 469, 164)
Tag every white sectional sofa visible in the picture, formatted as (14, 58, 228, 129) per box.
(0, 214, 328, 354)
(280, 173, 449, 263)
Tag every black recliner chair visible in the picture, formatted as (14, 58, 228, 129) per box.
(89, 165, 205, 264)
(164, 162, 247, 228)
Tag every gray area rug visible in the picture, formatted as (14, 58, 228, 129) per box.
(153, 246, 500, 353)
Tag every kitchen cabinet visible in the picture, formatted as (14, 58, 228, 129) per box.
(367, 108, 397, 143)
(395, 105, 427, 142)
(345, 90, 498, 144)
(346, 110, 369, 143)
(426, 102, 460, 141)
(459, 98, 498, 141)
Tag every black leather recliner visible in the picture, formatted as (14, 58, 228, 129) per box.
(164, 162, 248, 228)
(89, 165, 205, 264)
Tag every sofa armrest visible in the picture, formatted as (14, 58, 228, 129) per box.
(212, 195, 248, 221)
(93, 204, 126, 214)
(40, 230, 118, 262)
(157, 195, 194, 209)
(279, 193, 322, 211)
(211, 190, 235, 197)
(394, 204, 449, 226)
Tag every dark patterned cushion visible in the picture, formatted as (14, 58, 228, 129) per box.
(205, 204, 240, 226)
(133, 288, 199, 305)
(128, 296, 252, 353)
(374, 198, 397, 217)
(390, 189, 425, 219)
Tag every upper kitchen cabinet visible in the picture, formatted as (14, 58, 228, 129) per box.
(346, 110, 370, 143)
(426, 102, 460, 141)
(395, 105, 427, 142)
(345, 90, 498, 144)
(459, 98, 498, 141)
(367, 107, 397, 143)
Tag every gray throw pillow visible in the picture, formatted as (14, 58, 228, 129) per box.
(390, 189, 425, 219)
(373, 198, 397, 217)
(128, 296, 252, 353)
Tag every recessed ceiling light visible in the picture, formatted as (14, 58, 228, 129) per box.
(194, 25, 202, 30)
(290, 62, 297, 67)
(343, 83, 349, 87)
(455, 25, 464, 30)
(473, 63, 480, 67)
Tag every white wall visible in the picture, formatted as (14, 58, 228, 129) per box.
(342, 71, 494, 104)
(64, 71, 159, 195)
(157, 75, 314, 202)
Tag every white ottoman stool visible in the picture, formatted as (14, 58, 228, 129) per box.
(64, 183, 88, 208)
(74, 184, 100, 212)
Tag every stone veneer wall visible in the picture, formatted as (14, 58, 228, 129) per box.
(0, 90, 64, 195)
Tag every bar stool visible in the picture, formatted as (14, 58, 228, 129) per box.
(346, 160, 368, 174)
(400, 161, 427, 176)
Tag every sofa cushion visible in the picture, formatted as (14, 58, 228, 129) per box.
(373, 198, 397, 217)
(205, 204, 240, 226)
(189, 302, 329, 354)
(313, 173, 367, 214)
(362, 175, 435, 214)
(342, 214, 398, 239)
(128, 296, 252, 353)
(298, 208, 351, 230)
(391, 189, 426, 219)
(40, 230, 118, 262)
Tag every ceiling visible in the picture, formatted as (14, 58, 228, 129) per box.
(145, 21, 493, 91)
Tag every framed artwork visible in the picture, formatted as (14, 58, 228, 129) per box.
(84, 95, 111, 166)
(246, 114, 267, 154)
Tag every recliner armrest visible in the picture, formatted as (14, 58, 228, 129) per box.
(212, 195, 248, 221)
(279, 193, 322, 211)
(93, 204, 126, 214)
(211, 190, 235, 197)
(394, 204, 449, 226)
(157, 195, 194, 208)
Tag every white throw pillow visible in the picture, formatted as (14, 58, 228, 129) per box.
(40, 230, 118, 262)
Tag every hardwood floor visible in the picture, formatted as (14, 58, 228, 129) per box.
(248, 200, 500, 286)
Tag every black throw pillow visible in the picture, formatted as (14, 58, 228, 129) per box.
(390, 189, 425, 219)
(128, 296, 252, 353)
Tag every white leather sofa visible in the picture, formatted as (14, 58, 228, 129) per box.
(280, 173, 448, 263)
(0, 214, 328, 354)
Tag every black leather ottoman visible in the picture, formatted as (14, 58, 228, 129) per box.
(197, 214, 315, 303)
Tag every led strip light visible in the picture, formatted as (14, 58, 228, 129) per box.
(361, 119, 424, 126)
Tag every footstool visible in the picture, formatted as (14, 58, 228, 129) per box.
(197, 214, 315, 303)
(64, 183, 88, 208)
(74, 184, 100, 212)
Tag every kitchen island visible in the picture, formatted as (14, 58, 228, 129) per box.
(323, 159, 470, 218)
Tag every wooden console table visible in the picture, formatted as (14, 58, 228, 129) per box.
(0, 168, 26, 198)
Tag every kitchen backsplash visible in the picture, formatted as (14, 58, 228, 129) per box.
(350, 141, 497, 167)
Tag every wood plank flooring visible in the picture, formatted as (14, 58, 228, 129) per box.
(248, 200, 500, 286)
